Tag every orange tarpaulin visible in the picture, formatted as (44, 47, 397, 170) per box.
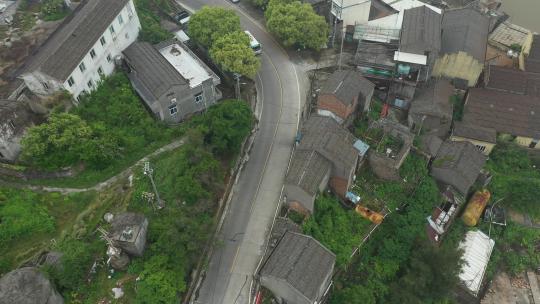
(462, 189, 491, 227)
(355, 204, 384, 224)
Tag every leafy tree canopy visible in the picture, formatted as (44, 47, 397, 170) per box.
(210, 31, 261, 78)
(195, 99, 254, 155)
(265, 0, 328, 50)
(188, 6, 241, 48)
(135, 0, 174, 44)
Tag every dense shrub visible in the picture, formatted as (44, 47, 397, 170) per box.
(0, 189, 55, 245)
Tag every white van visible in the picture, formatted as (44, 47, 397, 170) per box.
(244, 31, 262, 55)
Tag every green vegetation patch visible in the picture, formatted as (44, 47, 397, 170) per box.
(135, 0, 174, 44)
(486, 142, 540, 219)
(303, 194, 372, 268)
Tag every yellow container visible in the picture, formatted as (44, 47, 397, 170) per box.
(355, 204, 384, 224)
(462, 189, 491, 227)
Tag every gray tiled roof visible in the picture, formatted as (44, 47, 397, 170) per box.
(486, 65, 540, 97)
(298, 115, 358, 178)
(452, 121, 496, 143)
(463, 88, 540, 139)
(260, 232, 335, 302)
(409, 79, 454, 118)
(320, 70, 374, 106)
(419, 133, 443, 157)
(286, 150, 331, 197)
(441, 8, 489, 62)
(431, 140, 486, 195)
(123, 41, 188, 100)
(20, 0, 130, 81)
(526, 35, 540, 73)
(400, 6, 441, 55)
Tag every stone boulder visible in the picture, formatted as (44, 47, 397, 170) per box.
(0, 267, 64, 304)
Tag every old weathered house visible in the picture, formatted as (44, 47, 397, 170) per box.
(123, 41, 221, 124)
(450, 122, 497, 155)
(408, 79, 454, 137)
(259, 231, 335, 304)
(284, 116, 358, 213)
(284, 150, 332, 214)
(462, 88, 540, 149)
(18, 0, 141, 101)
(430, 140, 486, 196)
(485, 65, 540, 97)
(368, 119, 413, 181)
(0, 100, 42, 161)
(317, 70, 375, 125)
(433, 8, 490, 87)
(394, 5, 442, 84)
(110, 212, 148, 257)
(0, 267, 64, 304)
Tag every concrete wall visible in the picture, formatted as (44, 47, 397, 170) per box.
(515, 136, 540, 149)
(450, 135, 495, 155)
(331, 0, 371, 26)
(155, 78, 218, 124)
(21, 0, 141, 101)
(432, 52, 484, 87)
(0, 125, 22, 161)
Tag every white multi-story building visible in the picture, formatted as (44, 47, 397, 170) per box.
(331, 0, 371, 27)
(18, 0, 141, 102)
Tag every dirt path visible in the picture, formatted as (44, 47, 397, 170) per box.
(8, 138, 185, 194)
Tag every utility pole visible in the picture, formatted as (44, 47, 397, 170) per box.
(144, 161, 164, 210)
(233, 73, 241, 100)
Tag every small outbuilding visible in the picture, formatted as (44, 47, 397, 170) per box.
(458, 230, 494, 297)
(408, 79, 454, 137)
(317, 70, 375, 125)
(284, 150, 332, 215)
(110, 212, 148, 257)
(0, 267, 64, 304)
(430, 140, 486, 196)
(259, 231, 335, 304)
(0, 99, 43, 161)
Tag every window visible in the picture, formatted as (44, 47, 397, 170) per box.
(109, 25, 115, 34)
(100, 36, 106, 46)
(169, 104, 178, 116)
(97, 67, 104, 76)
(79, 62, 86, 72)
(90, 48, 96, 59)
(194, 93, 204, 103)
(41, 82, 49, 90)
(87, 79, 94, 88)
(107, 54, 112, 62)
(476, 145, 486, 152)
(118, 14, 124, 25)
(67, 76, 75, 87)
(8, 120, 15, 131)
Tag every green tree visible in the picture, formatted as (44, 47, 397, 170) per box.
(197, 100, 254, 155)
(136, 255, 181, 304)
(265, 0, 328, 50)
(210, 31, 261, 78)
(135, 0, 173, 44)
(47, 239, 98, 293)
(188, 6, 241, 48)
(387, 237, 463, 303)
(21, 112, 93, 169)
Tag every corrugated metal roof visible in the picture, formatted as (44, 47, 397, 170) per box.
(459, 230, 494, 296)
(353, 139, 370, 157)
(441, 8, 490, 62)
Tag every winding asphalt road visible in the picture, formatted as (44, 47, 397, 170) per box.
(176, 1, 304, 303)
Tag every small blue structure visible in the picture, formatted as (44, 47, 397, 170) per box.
(346, 191, 361, 205)
(353, 139, 370, 157)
